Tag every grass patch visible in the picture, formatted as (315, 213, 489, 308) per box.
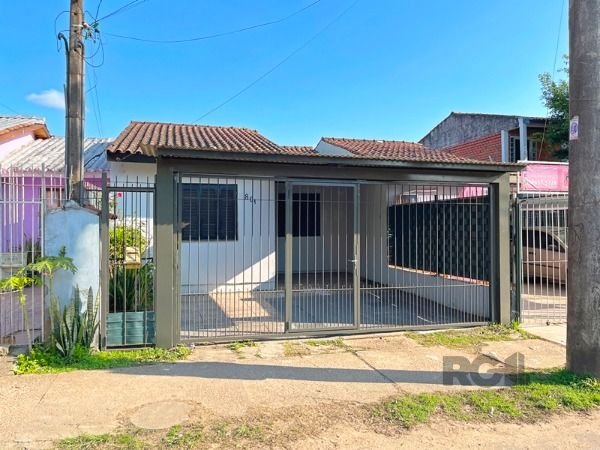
(58, 431, 144, 449)
(226, 340, 257, 355)
(14, 345, 191, 374)
(376, 369, 600, 428)
(162, 424, 204, 448)
(406, 324, 532, 349)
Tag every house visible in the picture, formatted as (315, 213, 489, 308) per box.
(420, 112, 560, 163)
(0, 136, 111, 252)
(104, 120, 519, 348)
(0, 115, 50, 159)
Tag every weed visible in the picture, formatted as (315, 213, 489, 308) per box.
(58, 432, 144, 449)
(283, 342, 310, 357)
(15, 345, 191, 374)
(305, 338, 350, 350)
(406, 324, 532, 349)
(226, 340, 257, 355)
(163, 424, 204, 448)
(377, 369, 600, 428)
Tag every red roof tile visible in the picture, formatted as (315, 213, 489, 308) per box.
(321, 137, 469, 163)
(280, 145, 316, 155)
(443, 133, 502, 162)
(107, 121, 284, 157)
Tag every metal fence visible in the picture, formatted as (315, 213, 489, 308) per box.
(178, 175, 493, 341)
(0, 166, 105, 346)
(514, 192, 568, 324)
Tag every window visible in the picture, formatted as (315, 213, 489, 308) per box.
(509, 137, 540, 162)
(182, 184, 237, 241)
(277, 193, 321, 237)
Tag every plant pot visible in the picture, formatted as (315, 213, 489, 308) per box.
(106, 311, 155, 346)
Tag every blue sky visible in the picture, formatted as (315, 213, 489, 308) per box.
(0, 0, 568, 145)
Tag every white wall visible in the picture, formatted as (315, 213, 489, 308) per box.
(45, 203, 100, 309)
(180, 177, 277, 294)
(359, 184, 490, 319)
(276, 185, 354, 274)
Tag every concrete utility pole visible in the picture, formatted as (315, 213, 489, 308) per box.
(567, 0, 600, 377)
(65, 0, 85, 204)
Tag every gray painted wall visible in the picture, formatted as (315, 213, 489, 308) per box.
(421, 114, 519, 149)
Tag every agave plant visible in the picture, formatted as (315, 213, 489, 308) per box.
(51, 286, 99, 358)
(0, 272, 42, 352)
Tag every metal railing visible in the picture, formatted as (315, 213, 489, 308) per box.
(0, 166, 103, 346)
(177, 175, 493, 341)
(515, 192, 568, 324)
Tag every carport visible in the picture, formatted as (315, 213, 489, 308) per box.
(151, 148, 517, 347)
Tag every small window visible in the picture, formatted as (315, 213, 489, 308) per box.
(277, 193, 321, 237)
(182, 184, 237, 241)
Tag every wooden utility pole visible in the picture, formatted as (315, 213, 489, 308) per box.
(65, 0, 85, 204)
(567, 0, 600, 377)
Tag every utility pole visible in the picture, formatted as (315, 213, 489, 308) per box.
(65, 0, 85, 204)
(567, 0, 600, 377)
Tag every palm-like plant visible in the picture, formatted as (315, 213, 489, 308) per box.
(27, 246, 77, 337)
(0, 272, 42, 352)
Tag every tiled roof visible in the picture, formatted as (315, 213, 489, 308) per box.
(0, 115, 49, 139)
(108, 121, 283, 157)
(321, 137, 469, 163)
(2, 137, 111, 171)
(280, 145, 316, 155)
(443, 133, 502, 162)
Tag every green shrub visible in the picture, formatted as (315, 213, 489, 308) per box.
(109, 224, 148, 262)
(108, 263, 154, 312)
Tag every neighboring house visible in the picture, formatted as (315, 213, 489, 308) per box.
(420, 112, 558, 163)
(0, 137, 111, 252)
(105, 120, 518, 347)
(0, 116, 50, 160)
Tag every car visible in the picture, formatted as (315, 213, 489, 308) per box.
(522, 227, 567, 284)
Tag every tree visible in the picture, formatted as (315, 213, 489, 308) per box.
(539, 57, 569, 159)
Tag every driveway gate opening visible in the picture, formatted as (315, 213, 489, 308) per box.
(177, 175, 493, 341)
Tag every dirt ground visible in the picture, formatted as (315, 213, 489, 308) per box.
(0, 331, 574, 449)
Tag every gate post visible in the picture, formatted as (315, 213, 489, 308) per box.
(490, 174, 511, 325)
(99, 172, 109, 349)
(155, 161, 178, 348)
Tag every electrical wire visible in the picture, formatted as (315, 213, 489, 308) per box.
(0, 102, 23, 116)
(193, 0, 361, 123)
(96, 0, 148, 23)
(106, 0, 323, 44)
(538, 0, 567, 158)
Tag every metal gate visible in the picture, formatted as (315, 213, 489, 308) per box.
(514, 193, 568, 324)
(100, 175, 156, 347)
(177, 175, 493, 342)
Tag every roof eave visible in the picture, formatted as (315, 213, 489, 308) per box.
(155, 147, 524, 173)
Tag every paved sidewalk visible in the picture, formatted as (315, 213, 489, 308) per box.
(523, 324, 567, 346)
(0, 332, 566, 449)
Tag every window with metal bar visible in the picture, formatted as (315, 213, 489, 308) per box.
(182, 183, 237, 241)
(277, 192, 321, 237)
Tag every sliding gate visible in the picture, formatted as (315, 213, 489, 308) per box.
(178, 175, 493, 342)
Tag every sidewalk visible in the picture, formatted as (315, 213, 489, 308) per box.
(523, 323, 567, 346)
(0, 332, 566, 449)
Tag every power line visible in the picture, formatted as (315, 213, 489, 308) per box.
(106, 0, 323, 44)
(96, 0, 148, 23)
(193, 0, 361, 123)
(539, 0, 566, 158)
(0, 102, 23, 116)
